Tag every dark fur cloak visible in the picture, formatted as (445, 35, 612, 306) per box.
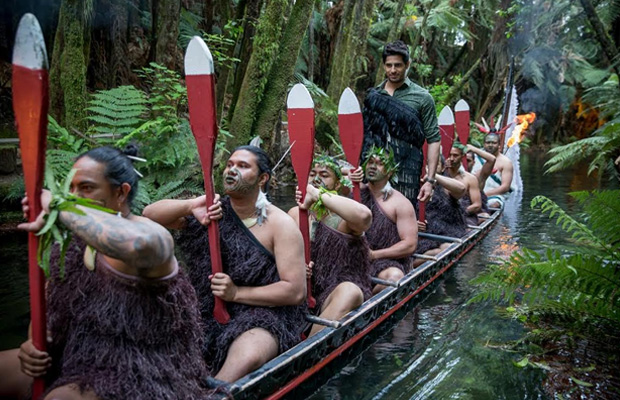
(362, 89, 425, 204)
(45, 239, 210, 400)
(310, 218, 373, 310)
(177, 197, 306, 373)
(361, 188, 411, 275)
(416, 186, 467, 254)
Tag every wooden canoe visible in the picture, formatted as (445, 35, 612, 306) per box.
(213, 204, 503, 399)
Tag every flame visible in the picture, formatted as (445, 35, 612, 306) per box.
(507, 112, 536, 148)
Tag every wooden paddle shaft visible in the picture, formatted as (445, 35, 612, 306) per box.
(185, 73, 230, 324)
(13, 64, 48, 399)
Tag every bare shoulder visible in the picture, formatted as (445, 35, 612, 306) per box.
(497, 154, 513, 168)
(389, 190, 414, 212)
(287, 205, 300, 222)
(268, 204, 302, 232)
(463, 171, 478, 187)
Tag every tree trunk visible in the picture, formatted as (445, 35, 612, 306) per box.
(226, 0, 264, 124)
(578, 0, 620, 76)
(216, 0, 248, 118)
(443, 57, 481, 107)
(152, 0, 180, 70)
(374, 0, 407, 86)
(326, 0, 376, 98)
(326, 0, 356, 99)
(228, 0, 288, 145)
(253, 0, 314, 143)
(50, 0, 91, 131)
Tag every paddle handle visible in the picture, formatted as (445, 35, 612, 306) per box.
(298, 207, 316, 308)
(205, 179, 230, 324)
(418, 141, 429, 222)
(351, 182, 361, 202)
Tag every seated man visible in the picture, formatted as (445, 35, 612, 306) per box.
(471, 132, 514, 208)
(446, 142, 482, 226)
(143, 145, 307, 383)
(466, 143, 496, 219)
(412, 157, 467, 268)
(289, 155, 373, 336)
(0, 146, 209, 400)
(349, 147, 417, 294)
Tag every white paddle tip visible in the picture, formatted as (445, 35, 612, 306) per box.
(13, 13, 48, 70)
(438, 106, 454, 125)
(287, 83, 314, 109)
(184, 36, 214, 75)
(454, 99, 469, 112)
(338, 87, 360, 115)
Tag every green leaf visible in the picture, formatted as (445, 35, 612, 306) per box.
(37, 209, 59, 236)
(570, 377, 593, 387)
(514, 357, 529, 368)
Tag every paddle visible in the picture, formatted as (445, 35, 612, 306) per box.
(438, 106, 455, 160)
(287, 84, 316, 309)
(418, 141, 428, 223)
(184, 36, 230, 324)
(13, 13, 49, 399)
(454, 99, 470, 169)
(337, 88, 363, 202)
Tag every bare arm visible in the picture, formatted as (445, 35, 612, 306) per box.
(465, 174, 482, 214)
(370, 196, 417, 260)
(485, 159, 513, 197)
(418, 141, 441, 202)
(143, 195, 221, 229)
(435, 174, 466, 199)
(211, 213, 306, 306)
(317, 188, 372, 235)
(467, 144, 496, 189)
(59, 206, 174, 271)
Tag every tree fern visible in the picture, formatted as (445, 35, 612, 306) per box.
(86, 86, 149, 137)
(471, 191, 620, 334)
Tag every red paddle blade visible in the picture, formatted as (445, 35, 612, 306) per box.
(338, 87, 363, 202)
(287, 83, 315, 200)
(13, 13, 49, 399)
(184, 36, 230, 324)
(185, 36, 218, 180)
(438, 106, 455, 161)
(286, 83, 316, 308)
(454, 99, 470, 169)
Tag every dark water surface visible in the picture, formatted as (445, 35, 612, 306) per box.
(0, 150, 617, 398)
(304, 151, 618, 400)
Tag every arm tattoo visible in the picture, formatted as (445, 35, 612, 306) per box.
(59, 206, 173, 269)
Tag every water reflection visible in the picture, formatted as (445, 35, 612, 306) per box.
(305, 151, 618, 400)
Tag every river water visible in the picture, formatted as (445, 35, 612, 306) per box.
(305, 150, 618, 400)
(0, 150, 617, 398)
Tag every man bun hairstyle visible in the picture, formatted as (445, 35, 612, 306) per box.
(382, 40, 410, 64)
(233, 145, 273, 193)
(77, 145, 140, 205)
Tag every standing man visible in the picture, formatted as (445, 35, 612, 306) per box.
(363, 40, 441, 206)
(471, 132, 514, 208)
